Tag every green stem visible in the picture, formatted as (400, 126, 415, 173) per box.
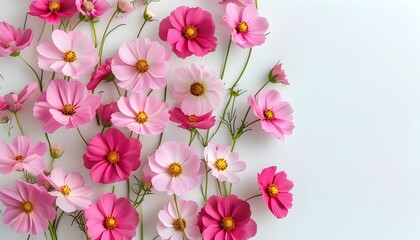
(139, 203, 144, 240)
(203, 165, 209, 203)
(37, 21, 46, 42)
(44, 133, 53, 156)
(101, 126, 106, 134)
(18, 56, 42, 91)
(48, 222, 58, 240)
(223, 181, 228, 196)
(112, 80, 122, 96)
(23, 13, 29, 30)
(111, 185, 115, 193)
(13, 112, 24, 135)
(26, 234, 31, 240)
(220, 38, 232, 80)
(245, 193, 262, 202)
(89, 20, 98, 48)
(127, 178, 130, 199)
(173, 195, 187, 240)
(216, 180, 223, 196)
(76, 127, 88, 145)
(71, 19, 82, 31)
(98, 10, 118, 65)
(136, 20, 147, 38)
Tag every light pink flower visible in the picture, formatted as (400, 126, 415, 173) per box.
(96, 102, 118, 127)
(204, 142, 246, 184)
(269, 63, 289, 85)
(83, 128, 141, 184)
(0, 82, 37, 112)
(171, 64, 224, 116)
(33, 79, 101, 133)
(37, 30, 98, 79)
(84, 193, 139, 240)
(29, 0, 77, 25)
(117, 0, 134, 17)
(197, 195, 257, 240)
(219, 0, 254, 6)
(0, 136, 47, 175)
(42, 167, 92, 212)
(112, 38, 171, 92)
(0, 180, 56, 235)
(248, 90, 294, 140)
(111, 93, 169, 135)
(76, 0, 110, 20)
(148, 141, 202, 195)
(159, 6, 217, 58)
(0, 22, 33, 57)
(87, 58, 113, 91)
(257, 166, 294, 219)
(222, 3, 269, 48)
(169, 107, 216, 130)
(157, 199, 201, 240)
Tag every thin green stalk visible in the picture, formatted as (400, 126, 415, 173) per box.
(203, 165, 209, 203)
(44, 133, 53, 156)
(112, 80, 122, 96)
(76, 127, 88, 145)
(188, 131, 196, 146)
(23, 13, 29, 30)
(223, 181, 228, 196)
(101, 126, 106, 134)
(89, 20, 98, 48)
(26, 234, 31, 240)
(136, 20, 147, 38)
(37, 21, 46, 42)
(13, 112, 24, 135)
(216, 179, 223, 196)
(173, 195, 187, 240)
(48, 222, 58, 240)
(127, 178, 131, 199)
(220, 39, 232, 80)
(54, 210, 65, 230)
(71, 19, 83, 31)
(245, 193, 262, 202)
(139, 203, 144, 240)
(156, 85, 167, 148)
(18, 56, 42, 91)
(98, 10, 118, 64)
(111, 185, 115, 193)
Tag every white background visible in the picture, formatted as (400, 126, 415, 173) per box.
(1, 0, 420, 239)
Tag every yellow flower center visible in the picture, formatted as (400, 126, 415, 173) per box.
(135, 111, 148, 124)
(190, 82, 205, 96)
(183, 26, 197, 39)
(63, 50, 77, 63)
(14, 154, 24, 162)
(187, 115, 198, 122)
(22, 201, 33, 213)
(173, 218, 186, 231)
(83, 1, 95, 12)
(62, 104, 75, 116)
(104, 216, 117, 230)
(263, 109, 275, 120)
(48, 1, 61, 12)
(60, 185, 71, 196)
(267, 184, 279, 197)
(236, 21, 248, 33)
(168, 163, 182, 177)
(107, 151, 120, 164)
(136, 60, 149, 73)
(220, 216, 235, 231)
(214, 158, 228, 171)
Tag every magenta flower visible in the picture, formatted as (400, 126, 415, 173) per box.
(169, 107, 216, 130)
(0, 22, 33, 57)
(75, 0, 110, 20)
(111, 93, 169, 135)
(112, 38, 171, 93)
(159, 6, 217, 58)
(33, 79, 101, 133)
(43, 167, 92, 212)
(83, 128, 141, 184)
(157, 199, 201, 240)
(222, 3, 269, 48)
(37, 30, 98, 79)
(197, 195, 257, 240)
(29, 0, 77, 25)
(204, 142, 246, 184)
(87, 58, 113, 91)
(84, 193, 139, 240)
(0, 180, 56, 235)
(269, 63, 289, 85)
(219, 0, 254, 6)
(148, 141, 202, 195)
(257, 166, 294, 219)
(97, 102, 118, 127)
(171, 64, 224, 116)
(0, 82, 37, 112)
(0, 136, 47, 175)
(248, 90, 294, 140)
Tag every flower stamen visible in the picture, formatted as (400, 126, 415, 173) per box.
(60, 185, 71, 196)
(62, 104, 75, 116)
(187, 115, 198, 122)
(48, 1, 61, 12)
(22, 201, 33, 213)
(190, 82, 205, 96)
(136, 60, 149, 73)
(14, 154, 24, 162)
(214, 158, 228, 171)
(267, 184, 279, 197)
(104, 216, 117, 230)
(107, 151, 120, 164)
(236, 21, 248, 33)
(136, 111, 148, 123)
(83, 1, 95, 12)
(173, 218, 186, 231)
(221, 216, 235, 231)
(64, 50, 77, 63)
(263, 109, 275, 120)
(183, 26, 197, 39)
(168, 163, 182, 177)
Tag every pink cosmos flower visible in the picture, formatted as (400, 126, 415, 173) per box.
(0, 136, 47, 175)
(269, 62, 289, 85)
(219, 0, 254, 6)
(33, 79, 101, 133)
(0, 22, 33, 57)
(257, 166, 294, 219)
(84, 193, 139, 240)
(42, 167, 92, 212)
(111, 93, 169, 135)
(117, 0, 134, 17)
(171, 64, 224, 116)
(222, 3, 269, 48)
(0, 82, 37, 112)
(112, 38, 171, 93)
(157, 199, 201, 240)
(75, 0, 110, 20)
(37, 30, 98, 79)
(0, 180, 56, 235)
(169, 107, 216, 130)
(148, 141, 202, 195)
(83, 128, 141, 184)
(197, 195, 257, 240)
(159, 6, 217, 58)
(204, 142, 246, 184)
(29, 0, 78, 25)
(97, 102, 118, 127)
(248, 90, 294, 140)
(87, 58, 113, 91)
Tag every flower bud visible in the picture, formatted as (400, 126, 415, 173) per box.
(268, 63, 289, 85)
(51, 146, 64, 159)
(144, 10, 155, 22)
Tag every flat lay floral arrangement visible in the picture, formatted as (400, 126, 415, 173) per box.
(0, 0, 295, 239)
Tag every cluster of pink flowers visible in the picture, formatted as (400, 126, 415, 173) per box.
(0, 0, 297, 239)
